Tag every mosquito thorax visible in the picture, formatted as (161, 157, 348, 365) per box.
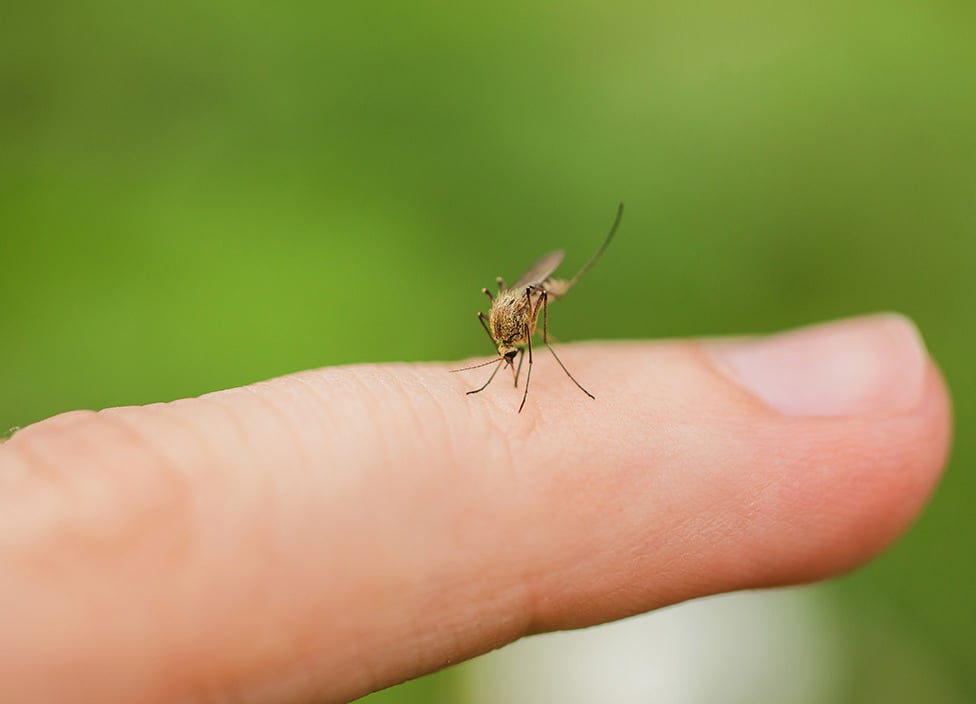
(490, 290, 531, 342)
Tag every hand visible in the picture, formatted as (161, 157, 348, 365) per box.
(0, 314, 950, 703)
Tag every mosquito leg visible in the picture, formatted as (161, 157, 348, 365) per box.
(527, 284, 547, 320)
(513, 347, 525, 388)
(467, 359, 504, 395)
(482, 287, 494, 302)
(476, 311, 495, 346)
(519, 337, 533, 412)
(518, 290, 534, 413)
(541, 289, 549, 342)
(544, 343, 594, 399)
(541, 290, 595, 400)
(496, 276, 506, 291)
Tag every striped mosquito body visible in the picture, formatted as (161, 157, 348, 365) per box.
(452, 203, 623, 413)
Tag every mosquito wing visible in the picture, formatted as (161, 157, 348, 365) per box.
(510, 250, 565, 290)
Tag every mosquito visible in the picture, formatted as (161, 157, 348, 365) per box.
(452, 203, 623, 413)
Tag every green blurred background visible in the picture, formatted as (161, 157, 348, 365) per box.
(1, 1, 973, 701)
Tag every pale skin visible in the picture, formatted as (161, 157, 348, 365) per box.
(0, 314, 952, 703)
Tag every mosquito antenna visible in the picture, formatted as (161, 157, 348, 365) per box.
(450, 357, 502, 373)
(567, 202, 623, 289)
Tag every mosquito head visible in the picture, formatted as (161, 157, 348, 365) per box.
(499, 345, 518, 364)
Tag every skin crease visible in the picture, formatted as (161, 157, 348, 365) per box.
(0, 334, 952, 704)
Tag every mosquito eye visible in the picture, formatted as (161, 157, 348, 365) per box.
(504, 350, 517, 361)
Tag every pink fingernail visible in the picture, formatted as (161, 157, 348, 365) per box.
(709, 314, 928, 417)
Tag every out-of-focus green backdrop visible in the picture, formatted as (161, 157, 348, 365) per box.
(1, 1, 973, 701)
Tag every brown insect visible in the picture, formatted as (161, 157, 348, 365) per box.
(453, 203, 623, 412)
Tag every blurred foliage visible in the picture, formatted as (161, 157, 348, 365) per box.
(1, 1, 974, 702)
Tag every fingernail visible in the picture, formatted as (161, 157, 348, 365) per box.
(709, 314, 928, 417)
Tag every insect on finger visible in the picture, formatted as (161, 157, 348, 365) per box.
(453, 203, 623, 412)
